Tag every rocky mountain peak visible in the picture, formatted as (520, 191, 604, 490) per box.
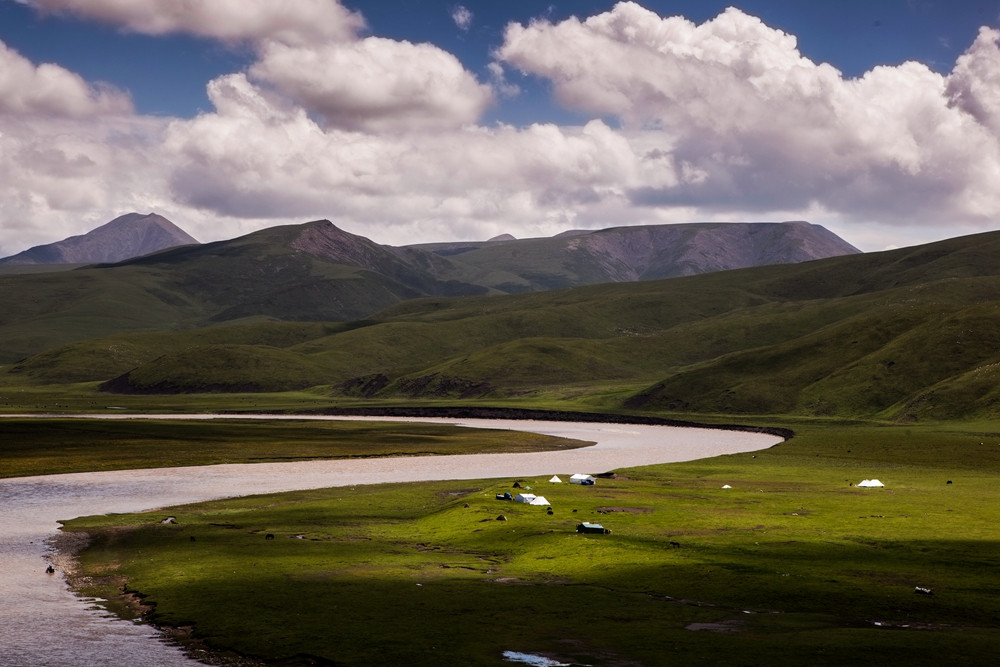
(0, 212, 199, 265)
(289, 220, 393, 270)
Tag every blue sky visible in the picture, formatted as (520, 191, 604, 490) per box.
(3, 0, 1000, 254)
(3, 1, 992, 118)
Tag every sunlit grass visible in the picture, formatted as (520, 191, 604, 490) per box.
(63, 421, 1000, 665)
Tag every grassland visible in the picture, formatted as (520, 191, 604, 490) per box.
(9, 229, 1000, 423)
(61, 420, 1000, 665)
(0, 416, 587, 478)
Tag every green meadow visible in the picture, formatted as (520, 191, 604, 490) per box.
(60, 420, 1000, 665)
(0, 416, 586, 479)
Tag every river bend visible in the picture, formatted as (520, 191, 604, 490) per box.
(0, 416, 781, 666)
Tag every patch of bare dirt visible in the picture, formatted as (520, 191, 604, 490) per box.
(434, 487, 480, 498)
(595, 506, 652, 514)
(685, 619, 745, 633)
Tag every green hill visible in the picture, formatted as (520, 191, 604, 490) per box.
(0, 219, 859, 364)
(7, 228, 1000, 422)
(0, 220, 485, 363)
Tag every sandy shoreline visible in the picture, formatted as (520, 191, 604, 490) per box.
(46, 531, 90, 576)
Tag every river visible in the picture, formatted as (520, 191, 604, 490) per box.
(0, 415, 782, 666)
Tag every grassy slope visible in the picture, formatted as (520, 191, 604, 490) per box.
(426, 233, 620, 291)
(4, 321, 342, 384)
(62, 421, 1000, 665)
(0, 265, 204, 362)
(0, 223, 446, 365)
(9, 229, 1000, 421)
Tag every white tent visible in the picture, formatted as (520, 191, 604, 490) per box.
(570, 474, 596, 485)
(549, 475, 562, 483)
(514, 493, 536, 503)
(857, 479, 885, 488)
(529, 495, 551, 506)
(721, 484, 732, 489)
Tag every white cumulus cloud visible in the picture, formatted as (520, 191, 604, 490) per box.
(20, 0, 364, 45)
(947, 27, 1000, 135)
(250, 38, 494, 132)
(496, 2, 1000, 229)
(0, 40, 132, 117)
(162, 68, 639, 239)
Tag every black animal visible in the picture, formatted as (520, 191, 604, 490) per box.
(265, 533, 275, 540)
(45, 565, 55, 574)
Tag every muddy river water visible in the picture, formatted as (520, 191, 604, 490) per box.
(0, 415, 782, 666)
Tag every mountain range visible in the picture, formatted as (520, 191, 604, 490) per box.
(410, 220, 859, 291)
(0, 213, 857, 283)
(6, 213, 1000, 421)
(0, 215, 858, 362)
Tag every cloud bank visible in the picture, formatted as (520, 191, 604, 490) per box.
(4, 1, 1000, 255)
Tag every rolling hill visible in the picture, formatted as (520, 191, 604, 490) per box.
(0, 219, 856, 362)
(0, 220, 486, 362)
(8, 227, 1000, 422)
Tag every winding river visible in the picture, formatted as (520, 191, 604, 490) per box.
(0, 415, 782, 666)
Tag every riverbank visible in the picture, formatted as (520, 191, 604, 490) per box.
(46, 531, 89, 577)
(3, 416, 782, 666)
(279, 405, 796, 440)
(59, 420, 1000, 665)
(0, 414, 593, 479)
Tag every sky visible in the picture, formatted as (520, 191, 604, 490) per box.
(3, 1, 1000, 256)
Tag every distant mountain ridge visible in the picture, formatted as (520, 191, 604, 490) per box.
(1, 213, 859, 288)
(407, 221, 861, 292)
(0, 213, 198, 265)
(0, 217, 861, 362)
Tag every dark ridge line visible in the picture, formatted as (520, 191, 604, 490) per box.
(244, 405, 794, 441)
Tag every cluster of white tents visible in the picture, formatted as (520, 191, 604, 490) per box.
(509, 473, 598, 506)
(547, 474, 596, 485)
(856, 478, 885, 488)
(513, 493, 550, 506)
